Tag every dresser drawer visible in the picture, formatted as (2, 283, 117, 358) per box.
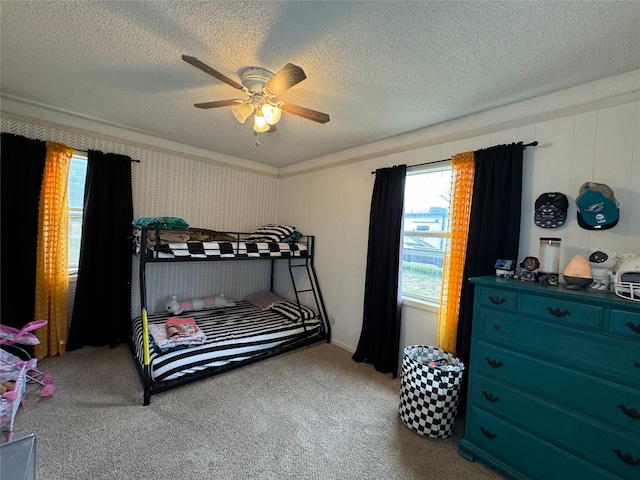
(475, 310, 640, 387)
(519, 293, 603, 330)
(471, 343, 640, 436)
(461, 406, 619, 480)
(477, 286, 517, 312)
(468, 378, 640, 480)
(610, 309, 640, 340)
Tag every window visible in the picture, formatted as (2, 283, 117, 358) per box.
(402, 165, 452, 304)
(68, 153, 87, 274)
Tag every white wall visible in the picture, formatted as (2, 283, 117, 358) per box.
(0, 116, 281, 315)
(277, 98, 640, 357)
(3, 73, 639, 354)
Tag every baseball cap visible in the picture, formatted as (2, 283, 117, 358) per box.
(534, 192, 568, 228)
(576, 182, 619, 230)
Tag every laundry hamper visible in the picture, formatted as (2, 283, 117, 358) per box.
(398, 345, 465, 438)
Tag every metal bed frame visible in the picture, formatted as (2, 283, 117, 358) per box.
(130, 226, 331, 406)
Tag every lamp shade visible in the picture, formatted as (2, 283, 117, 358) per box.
(562, 254, 593, 288)
(253, 110, 270, 132)
(563, 255, 592, 278)
(261, 103, 282, 125)
(231, 103, 253, 124)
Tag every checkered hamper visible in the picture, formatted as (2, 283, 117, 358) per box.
(398, 345, 465, 438)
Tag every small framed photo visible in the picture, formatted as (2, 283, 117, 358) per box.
(494, 259, 513, 270)
(494, 259, 514, 278)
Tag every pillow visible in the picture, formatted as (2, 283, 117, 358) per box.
(271, 301, 316, 321)
(245, 291, 284, 310)
(246, 224, 296, 243)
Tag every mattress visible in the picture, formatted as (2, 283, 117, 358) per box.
(136, 240, 309, 259)
(132, 300, 322, 381)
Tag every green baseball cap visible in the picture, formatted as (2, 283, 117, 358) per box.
(576, 182, 619, 230)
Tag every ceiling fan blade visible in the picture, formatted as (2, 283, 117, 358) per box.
(281, 103, 330, 124)
(264, 63, 306, 96)
(267, 124, 277, 133)
(182, 55, 244, 91)
(194, 99, 241, 109)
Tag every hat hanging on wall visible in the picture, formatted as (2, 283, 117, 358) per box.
(576, 182, 619, 230)
(534, 192, 568, 228)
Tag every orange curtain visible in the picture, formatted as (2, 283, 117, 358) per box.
(437, 151, 474, 354)
(34, 142, 74, 358)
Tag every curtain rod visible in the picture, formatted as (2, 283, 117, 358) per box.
(371, 141, 538, 174)
(74, 149, 141, 162)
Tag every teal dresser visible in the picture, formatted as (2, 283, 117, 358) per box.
(458, 276, 640, 480)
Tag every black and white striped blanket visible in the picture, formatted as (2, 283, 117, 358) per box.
(132, 301, 321, 381)
(138, 240, 309, 259)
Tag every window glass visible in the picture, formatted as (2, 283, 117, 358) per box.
(402, 166, 452, 304)
(68, 153, 87, 273)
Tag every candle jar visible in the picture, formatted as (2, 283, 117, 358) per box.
(539, 237, 561, 285)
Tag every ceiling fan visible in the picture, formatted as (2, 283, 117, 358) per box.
(182, 55, 330, 134)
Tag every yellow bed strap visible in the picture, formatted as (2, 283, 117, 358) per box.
(142, 308, 150, 366)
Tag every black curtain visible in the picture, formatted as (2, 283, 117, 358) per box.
(353, 164, 407, 377)
(1, 133, 47, 330)
(456, 143, 524, 409)
(67, 150, 133, 350)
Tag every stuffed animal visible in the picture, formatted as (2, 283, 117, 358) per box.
(588, 249, 618, 290)
(166, 294, 236, 314)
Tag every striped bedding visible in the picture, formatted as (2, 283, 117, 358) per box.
(132, 301, 321, 382)
(136, 240, 309, 259)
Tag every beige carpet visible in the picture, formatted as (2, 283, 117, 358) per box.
(6, 342, 504, 479)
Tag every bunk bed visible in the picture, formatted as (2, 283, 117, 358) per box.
(131, 223, 331, 406)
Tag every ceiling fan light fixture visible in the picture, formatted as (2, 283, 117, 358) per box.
(261, 102, 282, 125)
(231, 102, 253, 124)
(253, 109, 270, 133)
(182, 56, 330, 137)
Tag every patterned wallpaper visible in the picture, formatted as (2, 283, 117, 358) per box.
(1, 117, 279, 315)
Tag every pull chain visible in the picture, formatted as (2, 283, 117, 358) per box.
(254, 131, 260, 147)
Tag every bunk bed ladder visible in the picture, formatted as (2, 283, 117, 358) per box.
(287, 255, 331, 342)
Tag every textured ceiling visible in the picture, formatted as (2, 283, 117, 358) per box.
(1, 1, 639, 168)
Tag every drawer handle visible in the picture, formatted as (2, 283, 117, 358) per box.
(613, 449, 640, 466)
(480, 427, 498, 439)
(488, 296, 506, 305)
(545, 306, 570, 318)
(625, 322, 640, 335)
(482, 391, 500, 403)
(484, 357, 503, 368)
(618, 404, 640, 420)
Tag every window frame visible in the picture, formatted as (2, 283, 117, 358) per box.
(401, 162, 452, 309)
(68, 152, 87, 276)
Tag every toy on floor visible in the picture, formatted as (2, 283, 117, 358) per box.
(0, 357, 27, 442)
(1, 320, 56, 442)
(166, 294, 236, 314)
(0, 320, 55, 397)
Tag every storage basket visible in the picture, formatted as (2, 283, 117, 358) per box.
(398, 345, 465, 438)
